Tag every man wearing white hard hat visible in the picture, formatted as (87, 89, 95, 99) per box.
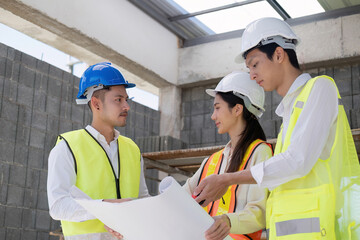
(184, 71, 273, 240)
(47, 62, 149, 240)
(193, 17, 360, 240)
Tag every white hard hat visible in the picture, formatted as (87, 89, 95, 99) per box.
(235, 17, 299, 62)
(206, 71, 265, 118)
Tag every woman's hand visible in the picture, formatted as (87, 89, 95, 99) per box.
(205, 215, 231, 240)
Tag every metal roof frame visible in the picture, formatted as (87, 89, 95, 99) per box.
(128, 0, 360, 47)
(183, 4, 360, 47)
(128, 0, 290, 42)
(266, 0, 290, 20)
(168, 0, 264, 22)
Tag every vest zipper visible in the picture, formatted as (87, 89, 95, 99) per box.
(116, 144, 121, 199)
(116, 178, 121, 199)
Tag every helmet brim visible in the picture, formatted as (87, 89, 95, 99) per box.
(205, 89, 217, 97)
(124, 83, 136, 89)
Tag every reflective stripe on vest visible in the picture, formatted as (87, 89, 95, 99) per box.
(56, 129, 141, 237)
(267, 75, 360, 240)
(275, 217, 320, 236)
(199, 139, 271, 240)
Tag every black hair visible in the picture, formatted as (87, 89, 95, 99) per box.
(244, 42, 300, 70)
(217, 92, 266, 173)
(87, 85, 111, 111)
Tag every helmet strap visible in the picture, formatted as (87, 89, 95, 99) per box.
(76, 84, 104, 105)
(259, 35, 296, 51)
(233, 91, 263, 118)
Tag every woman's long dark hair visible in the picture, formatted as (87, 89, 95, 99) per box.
(217, 92, 266, 173)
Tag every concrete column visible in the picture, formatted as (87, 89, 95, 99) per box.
(159, 85, 181, 139)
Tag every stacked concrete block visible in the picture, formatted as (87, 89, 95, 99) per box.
(312, 64, 360, 130)
(180, 62, 360, 151)
(144, 168, 159, 196)
(351, 64, 360, 129)
(135, 136, 156, 153)
(181, 84, 231, 148)
(118, 99, 160, 140)
(258, 91, 277, 139)
(0, 43, 61, 239)
(134, 135, 187, 195)
(135, 135, 187, 153)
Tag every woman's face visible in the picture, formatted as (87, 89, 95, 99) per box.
(211, 94, 239, 134)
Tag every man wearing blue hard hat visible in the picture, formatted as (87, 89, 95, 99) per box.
(47, 62, 149, 239)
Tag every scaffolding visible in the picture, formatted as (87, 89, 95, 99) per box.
(143, 129, 360, 177)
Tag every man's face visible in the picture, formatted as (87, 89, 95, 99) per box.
(245, 48, 281, 92)
(98, 85, 130, 128)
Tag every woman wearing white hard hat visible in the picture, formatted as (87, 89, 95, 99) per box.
(194, 17, 360, 240)
(184, 71, 273, 240)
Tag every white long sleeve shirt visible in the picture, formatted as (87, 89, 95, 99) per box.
(184, 141, 272, 234)
(251, 73, 338, 190)
(47, 125, 149, 223)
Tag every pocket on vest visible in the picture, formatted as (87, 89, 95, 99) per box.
(267, 184, 335, 239)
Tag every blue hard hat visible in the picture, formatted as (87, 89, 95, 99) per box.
(76, 62, 136, 100)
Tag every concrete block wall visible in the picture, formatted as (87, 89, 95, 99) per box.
(180, 62, 360, 146)
(135, 135, 187, 153)
(0, 43, 160, 239)
(134, 135, 187, 195)
(180, 84, 230, 148)
(120, 100, 160, 140)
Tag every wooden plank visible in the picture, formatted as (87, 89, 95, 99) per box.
(143, 158, 193, 177)
(143, 145, 225, 160)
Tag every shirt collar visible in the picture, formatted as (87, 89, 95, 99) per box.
(223, 141, 232, 157)
(286, 73, 312, 96)
(85, 125, 120, 143)
(275, 73, 312, 117)
(224, 141, 231, 150)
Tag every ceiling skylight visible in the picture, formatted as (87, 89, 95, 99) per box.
(173, 0, 325, 34)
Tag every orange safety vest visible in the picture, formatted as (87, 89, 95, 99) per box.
(198, 139, 272, 240)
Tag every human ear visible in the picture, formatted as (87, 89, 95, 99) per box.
(274, 47, 285, 63)
(233, 104, 243, 116)
(91, 97, 101, 110)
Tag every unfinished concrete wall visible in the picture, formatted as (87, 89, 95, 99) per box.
(180, 62, 360, 147)
(0, 42, 160, 239)
(180, 83, 229, 148)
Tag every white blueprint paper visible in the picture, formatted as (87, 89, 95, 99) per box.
(71, 176, 232, 240)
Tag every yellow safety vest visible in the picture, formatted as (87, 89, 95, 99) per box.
(56, 129, 141, 237)
(199, 139, 272, 240)
(267, 76, 360, 239)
